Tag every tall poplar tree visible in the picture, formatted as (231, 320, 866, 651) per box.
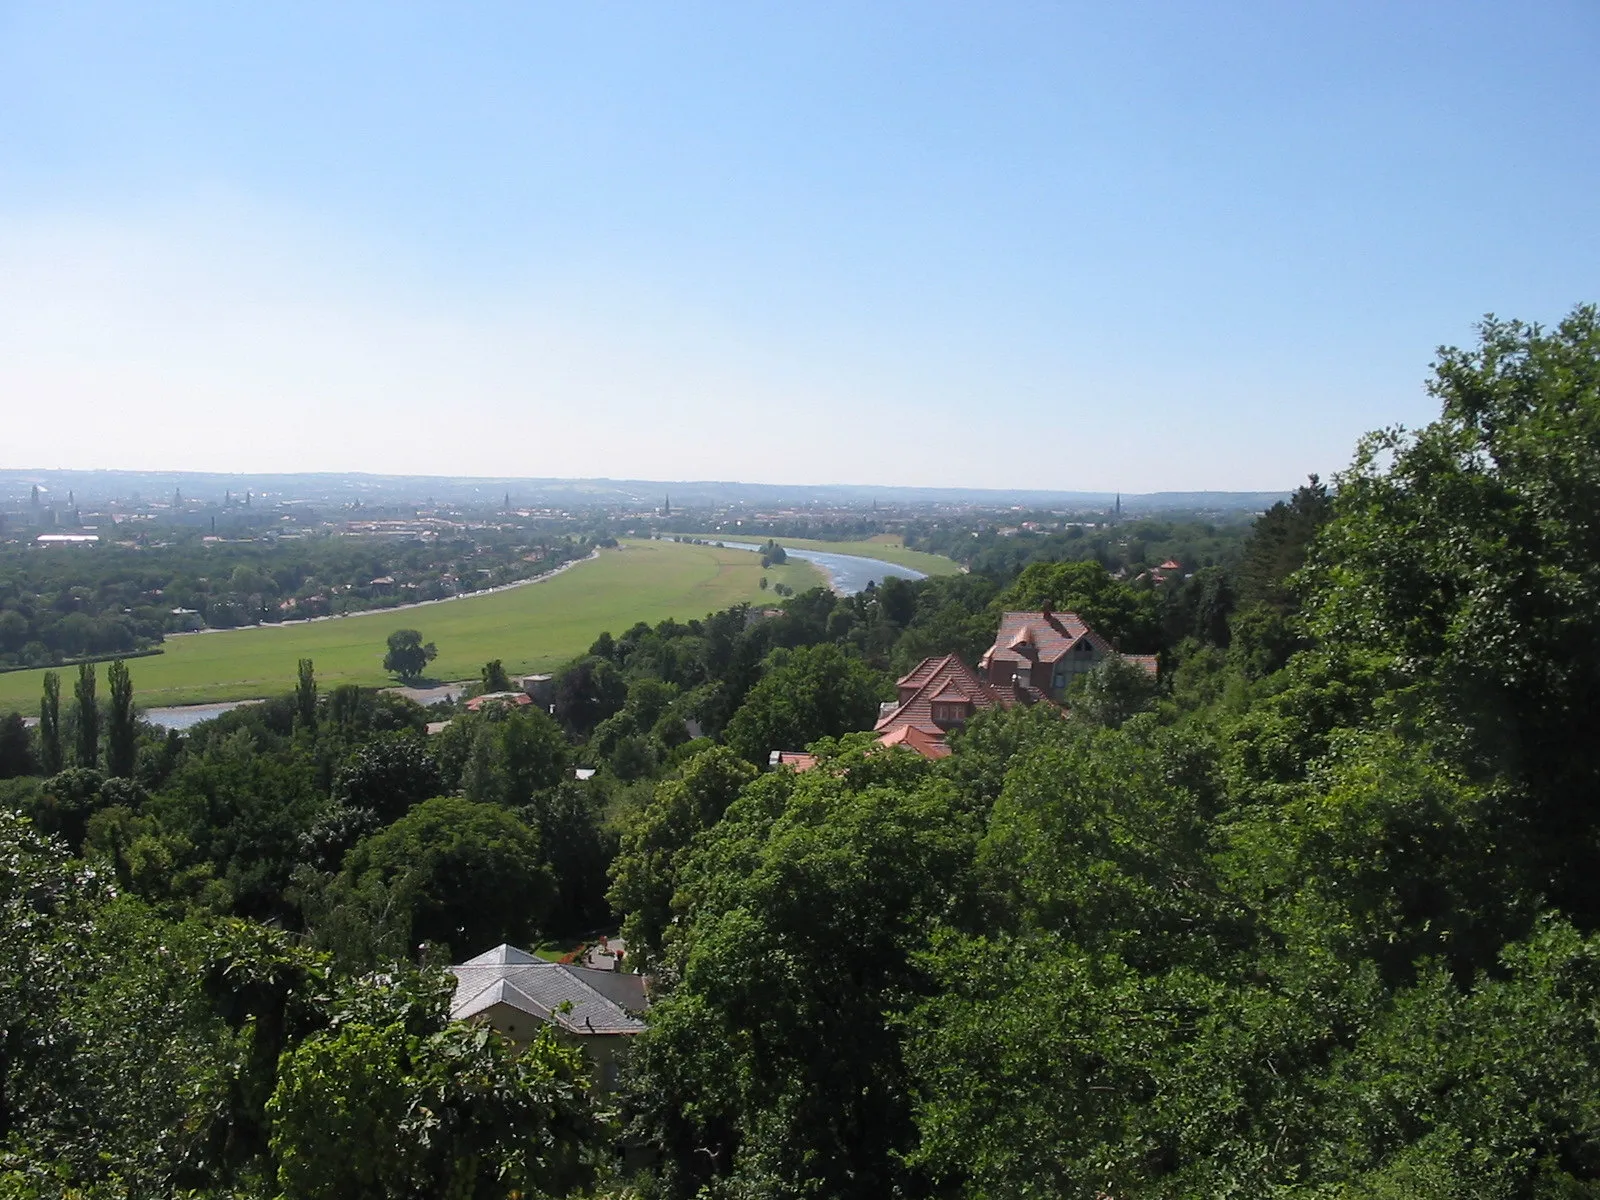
(106, 659, 136, 778)
(74, 662, 99, 769)
(295, 658, 318, 730)
(39, 670, 62, 775)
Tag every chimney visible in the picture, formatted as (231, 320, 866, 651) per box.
(1041, 600, 1053, 620)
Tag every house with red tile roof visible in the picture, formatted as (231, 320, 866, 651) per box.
(768, 750, 820, 772)
(870, 608, 1160, 760)
(872, 653, 1023, 760)
(980, 606, 1157, 702)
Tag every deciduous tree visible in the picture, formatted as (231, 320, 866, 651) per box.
(723, 644, 887, 765)
(382, 629, 437, 683)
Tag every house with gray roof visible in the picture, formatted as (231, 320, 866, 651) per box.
(449, 943, 649, 1090)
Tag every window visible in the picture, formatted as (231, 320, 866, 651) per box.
(1053, 668, 1065, 691)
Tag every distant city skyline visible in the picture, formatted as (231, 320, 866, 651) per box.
(0, 466, 1285, 513)
(2, 3, 1595, 490)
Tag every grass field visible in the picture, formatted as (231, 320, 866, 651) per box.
(672, 533, 962, 576)
(0, 540, 824, 713)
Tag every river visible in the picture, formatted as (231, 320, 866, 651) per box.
(140, 683, 468, 730)
(707, 540, 925, 595)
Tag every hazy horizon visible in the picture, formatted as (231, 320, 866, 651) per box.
(3, 3, 1595, 490)
(0, 466, 1290, 511)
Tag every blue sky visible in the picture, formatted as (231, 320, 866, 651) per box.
(1, 2, 1595, 491)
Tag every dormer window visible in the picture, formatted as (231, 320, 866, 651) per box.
(932, 700, 971, 725)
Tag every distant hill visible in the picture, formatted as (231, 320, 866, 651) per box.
(0, 469, 1287, 513)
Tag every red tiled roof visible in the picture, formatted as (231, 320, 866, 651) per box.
(875, 655, 1013, 762)
(981, 611, 1117, 668)
(876, 724, 952, 759)
(769, 751, 820, 772)
(1125, 654, 1160, 677)
(465, 691, 534, 712)
(894, 657, 946, 692)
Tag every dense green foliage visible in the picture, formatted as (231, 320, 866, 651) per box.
(617, 306, 1600, 1198)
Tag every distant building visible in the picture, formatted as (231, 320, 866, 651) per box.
(464, 691, 533, 713)
(519, 673, 555, 705)
(34, 533, 98, 545)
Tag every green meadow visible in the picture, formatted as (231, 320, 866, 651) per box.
(0, 539, 823, 713)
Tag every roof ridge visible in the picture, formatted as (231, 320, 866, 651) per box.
(497, 976, 557, 1023)
(535, 962, 638, 1025)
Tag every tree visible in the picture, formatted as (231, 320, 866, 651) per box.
(337, 797, 554, 961)
(74, 661, 99, 769)
(459, 707, 570, 807)
(105, 659, 136, 778)
(632, 752, 973, 1199)
(330, 732, 442, 826)
(480, 658, 511, 693)
(1303, 305, 1600, 920)
(877, 574, 916, 627)
(267, 975, 599, 1200)
(382, 630, 437, 682)
(38, 671, 62, 775)
(1235, 476, 1333, 613)
(1069, 654, 1160, 729)
(723, 644, 888, 765)
(1160, 564, 1235, 648)
(146, 732, 325, 921)
(608, 746, 757, 966)
(295, 658, 318, 730)
(552, 655, 628, 738)
(521, 780, 613, 935)
(0, 713, 34, 779)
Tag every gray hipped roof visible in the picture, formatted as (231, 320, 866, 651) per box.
(449, 944, 649, 1035)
